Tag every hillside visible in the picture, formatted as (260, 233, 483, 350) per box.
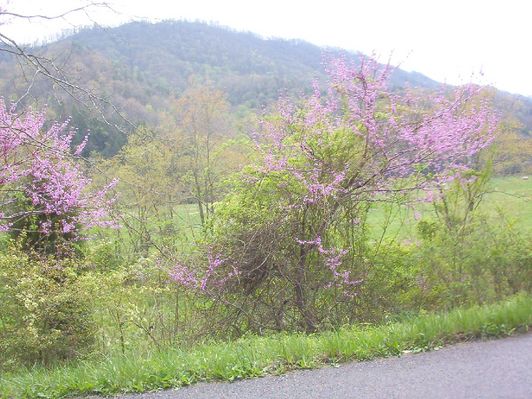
(0, 20, 530, 158)
(63, 21, 440, 103)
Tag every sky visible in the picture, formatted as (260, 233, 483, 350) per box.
(2, 0, 531, 96)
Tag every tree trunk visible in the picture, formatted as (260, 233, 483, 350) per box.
(294, 245, 317, 332)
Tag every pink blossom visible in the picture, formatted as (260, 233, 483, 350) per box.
(0, 100, 117, 239)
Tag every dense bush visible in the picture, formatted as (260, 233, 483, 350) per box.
(170, 57, 497, 332)
(413, 215, 531, 309)
(0, 247, 96, 370)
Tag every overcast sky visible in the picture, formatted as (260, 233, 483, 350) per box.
(2, 0, 531, 96)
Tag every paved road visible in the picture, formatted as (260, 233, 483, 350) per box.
(120, 333, 532, 399)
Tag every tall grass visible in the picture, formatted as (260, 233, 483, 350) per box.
(1, 293, 530, 399)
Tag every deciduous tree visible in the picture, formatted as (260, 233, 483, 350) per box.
(171, 57, 498, 332)
(0, 100, 116, 253)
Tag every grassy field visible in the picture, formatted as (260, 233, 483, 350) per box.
(1, 294, 530, 398)
(367, 176, 531, 240)
(101, 176, 530, 249)
(487, 176, 532, 230)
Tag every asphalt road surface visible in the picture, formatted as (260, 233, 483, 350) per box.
(118, 333, 532, 399)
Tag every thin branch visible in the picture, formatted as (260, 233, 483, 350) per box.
(0, 3, 134, 135)
(0, 3, 112, 21)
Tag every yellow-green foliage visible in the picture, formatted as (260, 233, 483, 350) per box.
(0, 247, 95, 370)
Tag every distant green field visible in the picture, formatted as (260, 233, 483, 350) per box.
(366, 176, 531, 241)
(94, 176, 530, 251)
(487, 176, 531, 229)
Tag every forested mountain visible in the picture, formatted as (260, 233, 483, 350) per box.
(0, 20, 530, 159)
(61, 21, 440, 104)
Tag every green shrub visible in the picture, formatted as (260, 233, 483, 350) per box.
(0, 246, 96, 370)
(412, 215, 531, 310)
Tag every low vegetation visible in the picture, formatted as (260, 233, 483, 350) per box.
(1, 294, 530, 398)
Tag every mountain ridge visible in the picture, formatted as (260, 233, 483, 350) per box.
(0, 20, 530, 157)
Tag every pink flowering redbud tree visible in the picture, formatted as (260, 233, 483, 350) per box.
(171, 57, 498, 332)
(0, 100, 117, 254)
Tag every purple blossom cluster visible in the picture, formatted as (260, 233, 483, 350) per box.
(258, 57, 497, 198)
(171, 251, 239, 292)
(0, 100, 117, 238)
(297, 236, 361, 290)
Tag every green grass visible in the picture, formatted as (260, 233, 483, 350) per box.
(88, 176, 529, 250)
(2, 294, 531, 399)
(486, 176, 532, 232)
(367, 175, 532, 240)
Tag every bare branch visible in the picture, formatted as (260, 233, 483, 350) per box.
(0, 2, 134, 137)
(0, 2, 112, 21)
